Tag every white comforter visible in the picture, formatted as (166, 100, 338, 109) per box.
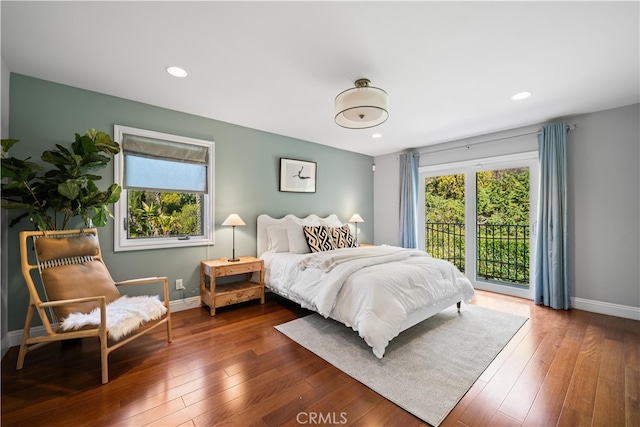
(262, 246, 475, 358)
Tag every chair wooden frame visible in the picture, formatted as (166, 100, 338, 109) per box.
(17, 228, 172, 384)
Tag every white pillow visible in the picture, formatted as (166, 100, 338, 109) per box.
(319, 215, 343, 228)
(267, 225, 290, 253)
(286, 216, 320, 254)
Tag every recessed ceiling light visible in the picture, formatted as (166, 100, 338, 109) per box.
(166, 66, 188, 78)
(511, 91, 532, 100)
(372, 133, 382, 139)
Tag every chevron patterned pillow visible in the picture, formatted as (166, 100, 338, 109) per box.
(303, 225, 337, 253)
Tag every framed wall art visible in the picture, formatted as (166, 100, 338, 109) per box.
(279, 158, 316, 193)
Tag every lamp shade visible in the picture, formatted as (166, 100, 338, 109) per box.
(335, 79, 388, 129)
(349, 214, 364, 223)
(222, 214, 245, 227)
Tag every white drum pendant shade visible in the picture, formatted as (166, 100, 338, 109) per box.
(334, 79, 389, 129)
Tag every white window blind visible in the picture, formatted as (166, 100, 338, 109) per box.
(122, 134, 209, 193)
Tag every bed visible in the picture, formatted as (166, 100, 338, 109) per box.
(257, 214, 475, 358)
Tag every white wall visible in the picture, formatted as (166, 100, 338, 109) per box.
(419, 123, 541, 167)
(374, 104, 640, 317)
(568, 104, 639, 309)
(373, 153, 400, 246)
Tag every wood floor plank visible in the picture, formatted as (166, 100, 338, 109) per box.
(458, 358, 527, 426)
(556, 324, 605, 425)
(277, 381, 364, 427)
(592, 338, 626, 426)
(556, 406, 593, 427)
(117, 397, 187, 427)
(194, 372, 313, 427)
(2, 291, 638, 427)
(492, 317, 561, 423)
(331, 386, 385, 425)
(522, 319, 586, 427)
(498, 356, 549, 422)
(625, 327, 640, 370)
(625, 366, 640, 427)
(487, 410, 522, 426)
(190, 354, 328, 426)
(260, 366, 350, 426)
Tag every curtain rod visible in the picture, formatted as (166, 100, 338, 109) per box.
(418, 123, 577, 156)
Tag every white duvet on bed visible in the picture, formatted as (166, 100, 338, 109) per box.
(262, 246, 475, 358)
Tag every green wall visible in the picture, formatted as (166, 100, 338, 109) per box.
(6, 74, 374, 331)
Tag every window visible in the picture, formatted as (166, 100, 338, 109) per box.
(113, 125, 215, 251)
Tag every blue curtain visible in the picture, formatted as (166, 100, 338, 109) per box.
(534, 123, 570, 309)
(399, 152, 419, 248)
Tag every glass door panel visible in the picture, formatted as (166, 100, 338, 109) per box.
(475, 167, 530, 289)
(424, 174, 465, 273)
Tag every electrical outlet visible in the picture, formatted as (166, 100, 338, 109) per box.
(175, 278, 185, 290)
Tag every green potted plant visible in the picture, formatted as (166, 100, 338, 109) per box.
(1, 128, 122, 230)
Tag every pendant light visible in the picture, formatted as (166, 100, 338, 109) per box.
(334, 79, 389, 129)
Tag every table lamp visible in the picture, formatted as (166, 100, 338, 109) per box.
(222, 214, 245, 262)
(349, 214, 364, 246)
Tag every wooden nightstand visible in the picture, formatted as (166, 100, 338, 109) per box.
(200, 256, 265, 316)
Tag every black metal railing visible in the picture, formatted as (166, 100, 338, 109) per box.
(477, 223, 529, 286)
(425, 222, 529, 286)
(425, 222, 466, 272)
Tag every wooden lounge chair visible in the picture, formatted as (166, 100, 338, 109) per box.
(17, 228, 172, 384)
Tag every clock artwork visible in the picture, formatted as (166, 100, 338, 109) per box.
(279, 158, 317, 193)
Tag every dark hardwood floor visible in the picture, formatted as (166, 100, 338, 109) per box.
(1, 290, 638, 426)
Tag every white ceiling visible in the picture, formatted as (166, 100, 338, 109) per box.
(2, 1, 638, 157)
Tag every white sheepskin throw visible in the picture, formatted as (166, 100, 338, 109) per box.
(61, 295, 167, 340)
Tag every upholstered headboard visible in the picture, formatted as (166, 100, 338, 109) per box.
(256, 214, 341, 256)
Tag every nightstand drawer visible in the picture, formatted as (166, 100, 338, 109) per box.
(215, 282, 263, 308)
(212, 261, 261, 277)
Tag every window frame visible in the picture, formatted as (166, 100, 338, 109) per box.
(113, 125, 215, 252)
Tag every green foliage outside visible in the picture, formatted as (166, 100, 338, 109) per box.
(425, 173, 467, 271)
(476, 169, 530, 225)
(425, 168, 530, 285)
(127, 190, 202, 238)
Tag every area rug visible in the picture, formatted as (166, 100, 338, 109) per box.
(275, 304, 527, 426)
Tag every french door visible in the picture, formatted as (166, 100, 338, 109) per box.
(419, 152, 538, 299)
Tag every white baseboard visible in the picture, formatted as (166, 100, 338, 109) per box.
(169, 295, 202, 313)
(571, 297, 640, 321)
(2, 296, 201, 350)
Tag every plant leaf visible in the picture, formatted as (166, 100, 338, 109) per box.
(1, 200, 33, 209)
(34, 213, 51, 231)
(58, 181, 80, 200)
(105, 184, 122, 204)
(86, 128, 98, 140)
(1, 139, 20, 154)
(92, 206, 107, 227)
